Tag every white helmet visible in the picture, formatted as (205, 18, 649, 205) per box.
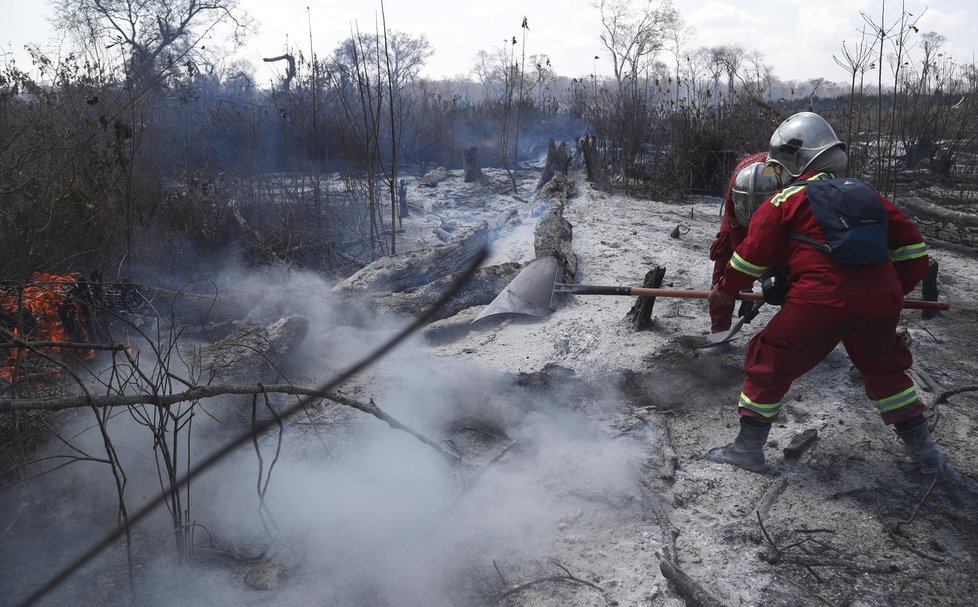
(731, 162, 781, 226)
(767, 112, 844, 178)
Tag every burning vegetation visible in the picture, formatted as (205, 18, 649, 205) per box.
(0, 273, 96, 386)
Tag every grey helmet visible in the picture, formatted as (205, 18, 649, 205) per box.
(767, 112, 844, 178)
(731, 162, 781, 226)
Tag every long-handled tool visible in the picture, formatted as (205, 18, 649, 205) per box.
(472, 255, 951, 323)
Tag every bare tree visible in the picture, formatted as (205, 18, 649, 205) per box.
(712, 44, 745, 107)
(702, 47, 724, 109)
(596, 0, 679, 92)
(919, 31, 947, 96)
(53, 0, 251, 86)
(834, 25, 877, 174)
(665, 13, 694, 106)
(861, 0, 925, 195)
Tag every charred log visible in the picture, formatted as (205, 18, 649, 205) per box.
(195, 315, 309, 383)
(373, 262, 522, 321)
(897, 195, 978, 248)
(533, 173, 577, 280)
(332, 222, 490, 294)
(419, 166, 450, 187)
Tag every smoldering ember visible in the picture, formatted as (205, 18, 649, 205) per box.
(4, 3, 978, 606)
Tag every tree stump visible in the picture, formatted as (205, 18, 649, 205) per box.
(627, 266, 666, 330)
(463, 147, 483, 183)
(579, 135, 607, 187)
(535, 139, 572, 190)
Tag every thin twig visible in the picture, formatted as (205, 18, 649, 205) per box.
(494, 562, 607, 604)
(756, 510, 782, 560)
(886, 532, 946, 563)
(892, 475, 940, 534)
(492, 560, 508, 585)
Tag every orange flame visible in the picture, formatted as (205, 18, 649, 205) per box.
(1, 272, 96, 385)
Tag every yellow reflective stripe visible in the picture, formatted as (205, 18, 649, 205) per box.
(730, 252, 767, 278)
(891, 242, 928, 262)
(738, 393, 782, 417)
(769, 184, 805, 207)
(768, 173, 830, 207)
(873, 386, 918, 413)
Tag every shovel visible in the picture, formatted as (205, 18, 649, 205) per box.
(472, 255, 951, 324)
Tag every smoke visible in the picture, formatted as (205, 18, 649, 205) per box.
(1, 264, 646, 606)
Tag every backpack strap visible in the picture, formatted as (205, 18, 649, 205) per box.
(781, 173, 834, 251)
(788, 231, 832, 253)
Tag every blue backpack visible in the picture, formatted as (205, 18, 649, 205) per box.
(789, 177, 890, 266)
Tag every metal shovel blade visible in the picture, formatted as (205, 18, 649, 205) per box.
(699, 301, 764, 348)
(472, 256, 563, 323)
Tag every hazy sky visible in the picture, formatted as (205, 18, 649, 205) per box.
(2, 0, 976, 84)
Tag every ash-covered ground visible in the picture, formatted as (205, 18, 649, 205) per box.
(3, 162, 977, 606)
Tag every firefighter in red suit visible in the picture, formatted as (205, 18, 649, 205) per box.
(706, 112, 944, 475)
(709, 151, 767, 334)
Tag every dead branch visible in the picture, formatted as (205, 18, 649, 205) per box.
(886, 532, 946, 563)
(775, 554, 899, 574)
(0, 383, 330, 412)
(756, 510, 782, 560)
(0, 340, 127, 352)
(494, 561, 608, 605)
(934, 384, 978, 404)
(908, 364, 942, 394)
(658, 556, 728, 607)
(1, 382, 460, 464)
(756, 478, 789, 520)
(329, 394, 460, 464)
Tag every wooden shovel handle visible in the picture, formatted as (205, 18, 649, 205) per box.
(560, 284, 949, 310)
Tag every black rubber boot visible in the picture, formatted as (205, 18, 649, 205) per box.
(706, 418, 771, 473)
(896, 417, 945, 475)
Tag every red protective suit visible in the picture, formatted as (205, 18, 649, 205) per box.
(709, 151, 767, 332)
(717, 171, 930, 425)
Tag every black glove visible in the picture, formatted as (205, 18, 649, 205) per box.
(761, 272, 790, 306)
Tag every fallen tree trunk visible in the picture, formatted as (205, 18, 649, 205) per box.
(332, 222, 490, 294)
(419, 166, 450, 187)
(373, 262, 522, 320)
(195, 315, 309, 382)
(534, 173, 577, 280)
(897, 195, 978, 248)
(659, 557, 727, 607)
